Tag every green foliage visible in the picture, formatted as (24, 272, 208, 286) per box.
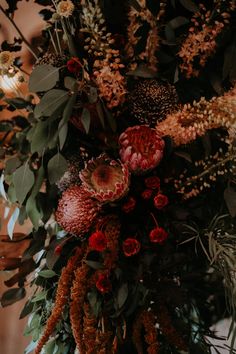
(29, 65, 59, 92)
(47, 153, 68, 184)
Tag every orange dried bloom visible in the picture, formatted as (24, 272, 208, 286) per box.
(35, 247, 83, 354)
(83, 303, 98, 354)
(156, 85, 236, 146)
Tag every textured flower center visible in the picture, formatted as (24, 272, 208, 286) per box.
(91, 164, 121, 191)
(128, 127, 158, 156)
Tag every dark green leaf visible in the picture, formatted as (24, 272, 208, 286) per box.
(5, 97, 29, 109)
(84, 260, 104, 270)
(34, 89, 69, 118)
(117, 283, 128, 308)
(103, 105, 117, 132)
(81, 108, 91, 134)
(44, 340, 57, 354)
(30, 121, 49, 154)
(179, 0, 198, 12)
(31, 290, 48, 302)
(59, 92, 77, 149)
(26, 197, 42, 229)
(29, 65, 59, 92)
(96, 101, 105, 128)
(19, 300, 34, 319)
(13, 162, 35, 204)
(31, 165, 45, 198)
(88, 87, 98, 104)
(47, 153, 68, 184)
(1, 287, 26, 307)
(168, 16, 189, 29)
(5, 157, 21, 174)
(64, 76, 77, 90)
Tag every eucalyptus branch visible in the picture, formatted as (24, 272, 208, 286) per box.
(0, 5, 38, 60)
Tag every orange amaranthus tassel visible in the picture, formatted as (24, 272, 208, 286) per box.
(133, 310, 159, 354)
(35, 247, 84, 354)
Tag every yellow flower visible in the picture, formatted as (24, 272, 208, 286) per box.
(0, 51, 14, 69)
(57, 0, 74, 18)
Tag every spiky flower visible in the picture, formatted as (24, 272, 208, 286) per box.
(128, 79, 178, 127)
(0, 51, 14, 69)
(56, 155, 84, 192)
(57, 0, 74, 17)
(80, 154, 130, 203)
(119, 125, 165, 174)
(55, 186, 101, 236)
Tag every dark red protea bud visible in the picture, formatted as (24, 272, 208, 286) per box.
(153, 193, 169, 209)
(96, 272, 112, 293)
(145, 176, 160, 190)
(67, 57, 82, 74)
(122, 196, 136, 213)
(149, 227, 168, 244)
(122, 238, 141, 257)
(88, 231, 107, 252)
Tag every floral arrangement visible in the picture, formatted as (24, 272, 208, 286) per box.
(0, 0, 236, 353)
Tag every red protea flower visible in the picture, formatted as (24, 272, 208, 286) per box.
(80, 154, 130, 203)
(119, 125, 165, 174)
(89, 231, 107, 251)
(149, 227, 168, 244)
(153, 193, 169, 209)
(122, 238, 141, 257)
(55, 186, 101, 237)
(145, 176, 160, 190)
(122, 196, 136, 213)
(96, 272, 112, 293)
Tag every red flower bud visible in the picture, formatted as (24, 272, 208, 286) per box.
(89, 231, 107, 252)
(54, 245, 63, 255)
(149, 227, 168, 244)
(141, 189, 153, 200)
(145, 176, 160, 190)
(96, 272, 112, 293)
(67, 57, 82, 74)
(153, 193, 169, 209)
(122, 238, 141, 257)
(122, 196, 136, 213)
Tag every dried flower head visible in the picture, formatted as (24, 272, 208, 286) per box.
(119, 125, 165, 174)
(149, 227, 168, 243)
(128, 79, 178, 126)
(89, 231, 107, 252)
(55, 185, 102, 236)
(153, 193, 169, 209)
(123, 238, 141, 257)
(80, 154, 130, 203)
(57, 0, 74, 17)
(0, 51, 14, 69)
(96, 272, 112, 293)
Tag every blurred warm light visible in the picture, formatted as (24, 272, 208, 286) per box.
(0, 72, 21, 93)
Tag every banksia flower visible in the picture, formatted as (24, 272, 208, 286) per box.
(35, 248, 83, 354)
(119, 125, 165, 174)
(128, 80, 178, 126)
(55, 185, 102, 236)
(80, 154, 130, 203)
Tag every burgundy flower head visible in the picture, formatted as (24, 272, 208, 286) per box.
(145, 176, 160, 190)
(122, 196, 136, 213)
(149, 227, 168, 244)
(67, 57, 82, 74)
(119, 125, 165, 174)
(89, 231, 107, 252)
(96, 272, 112, 293)
(123, 238, 141, 257)
(154, 193, 169, 209)
(141, 189, 153, 200)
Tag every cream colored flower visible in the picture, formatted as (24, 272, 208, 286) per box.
(57, 0, 74, 18)
(0, 51, 14, 69)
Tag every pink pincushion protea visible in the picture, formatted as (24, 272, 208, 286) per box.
(55, 185, 101, 236)
(119, 125, 165, 174)
(79, 154, 130, 203)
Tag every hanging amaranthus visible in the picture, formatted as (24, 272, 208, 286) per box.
(35, 247, 84, 354)
(133, 310, 159, 354)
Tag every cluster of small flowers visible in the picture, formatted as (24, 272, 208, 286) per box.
(80, 0, 126, 108)
(156, 85, 236, 147)
(126, 0, 167, 71)
(56, 0, 74, 18)
(174, 147, 236, 199)
(178, 3, 232, 78)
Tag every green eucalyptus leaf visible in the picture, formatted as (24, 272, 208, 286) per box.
(29, 65, 59, 92)
(96, 101, 105, 128)
(13, 162, 35, 204)
(5, 157, 21, 175)
(88, 87, 98, 104)
(58, 92, 77, 149)
(81, 107, 91, 134)
(26, 197, 42, 230)
(47, 153, 68, 184)
(38, 269, 57, 278)
(64, 76, 77, 90)
(31, 290, 48, 302)
(30, 121, 49, 154)
(117, 283, 128, 308)
(34, 89, 69, 118)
